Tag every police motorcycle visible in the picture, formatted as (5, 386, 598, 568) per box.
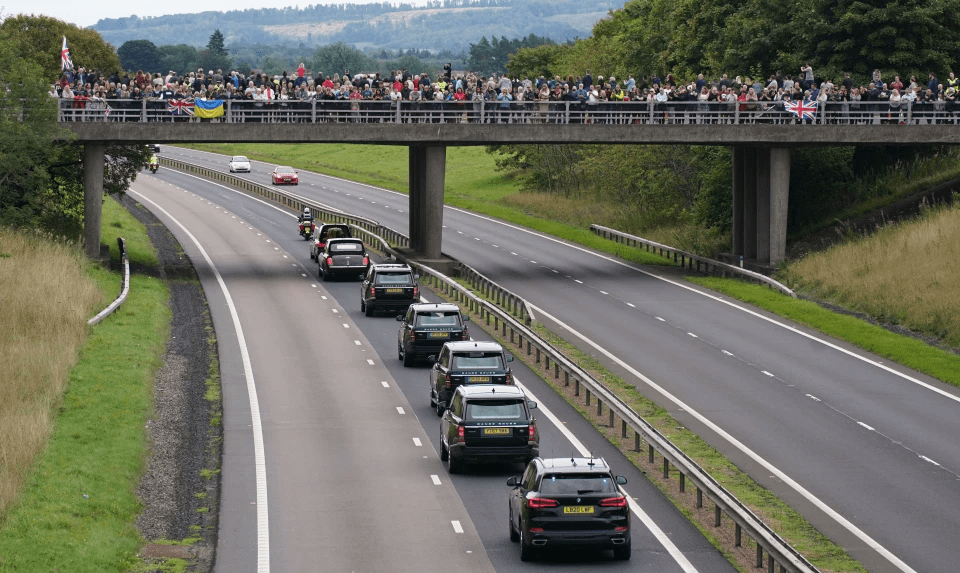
(148, 155, 159, 173)
(298, 208, 316, 241)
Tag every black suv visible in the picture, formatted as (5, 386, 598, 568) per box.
(396, 302, 470, 366)
(440, 385, 539, 473)
(507, 457, 631, 561)
(429, 341, 514, 416)
(360, 263, 419, 317)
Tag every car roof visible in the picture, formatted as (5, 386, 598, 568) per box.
(372, 263, 412, 271)
(409, 302, 461, 313)
(443, 341, 504, 352)
(536, 457, 612, 473)
(455, 384, 525, 399)
(232, 156, 248, 160)
(326, 237, 362, 245)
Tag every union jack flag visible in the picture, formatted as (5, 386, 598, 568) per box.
(61, 36, 73, 72)
(785, 99, 818, 121)
(168, 98, 195, 115)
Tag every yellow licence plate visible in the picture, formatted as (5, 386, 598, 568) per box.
(429, 332, 448, 338)
(385, 288, 404, 293)
(563, 506, 595, 514)
(468, 376, 491, 382)
(483, 427, 511, 435)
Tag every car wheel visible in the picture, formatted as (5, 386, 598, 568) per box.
(429, 389, 436, 407)
(436, 400, 445, 417)
(613, 538, 631, 561)
(509, 511, 520, 542)
(440, 437, 449, 461)
(360, 299, 365, 312)
(364, 304, 374, 317)
(519, 524, 535, 561)
(309, 252, 315, 261)
(321, 267, 328, 281)
(402, 347, 414, 367)
(398, 344, 404, 361)
(448, 452, 463, 474)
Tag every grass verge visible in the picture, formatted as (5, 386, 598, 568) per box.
(421, 278, 862, 573)
(0, 197, 170, 572)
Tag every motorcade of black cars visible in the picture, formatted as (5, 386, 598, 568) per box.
(359, 263, 419, 317)
(429, 340, 513, 416)
(396, 302, 470, 366)
(439, 384, 539, 473)
(319, 238, 369, 281)
(507, 457, 631, 561)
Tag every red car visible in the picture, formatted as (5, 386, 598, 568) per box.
(271, 166, 299, 185)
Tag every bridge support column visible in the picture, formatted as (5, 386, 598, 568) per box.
(731, 147, 791, 266)
(83, 144, 105, 260)
(408, 145, 446, 260)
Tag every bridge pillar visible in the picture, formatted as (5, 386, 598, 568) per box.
(731, 147, 791, 266)
(83, 144, 105, 260)
(408, 145, 446, 260)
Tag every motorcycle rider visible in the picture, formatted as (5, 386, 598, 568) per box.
(148, 154, 159, 172)
(298, 207, 314, 236)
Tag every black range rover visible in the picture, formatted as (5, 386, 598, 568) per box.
(396, 302, 470, 366)
(507, 457, 631, 561)
(429, 341, 513, 416)
(439, 384, 539, 473)
(360, 263, 419, 317)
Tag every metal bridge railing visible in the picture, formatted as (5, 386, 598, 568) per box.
(58, 98, 960, 126)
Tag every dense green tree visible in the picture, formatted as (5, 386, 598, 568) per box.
(118, 39, 160, 73)
(157, 44, 200, 75)
(0, 14, 121, 79)
(207, 29, 227, 55)
(310, 42, 377, 77)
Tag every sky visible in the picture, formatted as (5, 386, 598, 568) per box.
(2, 0, 429, 28)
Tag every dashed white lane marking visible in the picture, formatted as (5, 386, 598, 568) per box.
(265, 240, 271, 243)
(354, 340, 362, 346)
(367, 359, 375, 365)
(626, 302, 636, 307)
(858, 422, 876, 431)
(510, 251, 518, 256)
(762, 371, 774, 377)
(413, 438, 422, 447)
(311, 284, 317, 288)
(920, 456, 940, 466)
(396, 407, 405, 415)
(282, 255, 287, 258)
(807, 394, 822, 402)
(320, 296, 327, 300)
(381, 381, 389, 388)
(573, 279, 583, 284)
(722, 350, 734, 356)
(431, 475, 442, 485)
(301, 273, 307, 277)
(273, 247, 279, 251)
(687, 333, 697, 338)
(451, 521, 463, 533)
(331, 309, 338, 313)
(599, 290, 608, 295)
(530, 260, 537, 264)
(343, 324, 349, 328)
(656, 316, 665, 321)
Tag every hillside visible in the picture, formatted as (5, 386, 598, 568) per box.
(91, 0, 620, 52)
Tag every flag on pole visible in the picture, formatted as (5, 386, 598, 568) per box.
(61, 36, 74, 72)
(168, 98, 195, 116)
(785, 99, 818, 121)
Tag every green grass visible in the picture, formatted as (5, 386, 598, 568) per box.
(185, 143, 670, 266)
(0, 197, 170, 572)
(686, 276, 960, 389)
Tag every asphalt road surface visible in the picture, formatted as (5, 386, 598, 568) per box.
(158, 146, 960, 573)
(128, 171, 735, 573)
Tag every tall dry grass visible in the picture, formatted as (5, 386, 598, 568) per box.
(783, 201, 960, 348)
(0, 229, 102, 516)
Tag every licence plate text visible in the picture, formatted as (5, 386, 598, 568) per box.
(468, 376, 491, 382)
(429, 332, 448, 338)
(563, 506, 595, 514)
(483, 427, 511, 435)
(385, 288, 404, 293)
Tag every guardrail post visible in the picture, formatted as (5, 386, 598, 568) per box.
(663, 457, 669, 478)
(697, 487, 703, 508)
(634, 432, 641, 452)
(648, 444, 654, 464)
(608, 409, 614, 427)
(735, 523, 741, 547)
(768, 555, 775, 573)
(597, 398, 602, 416)
(574, 379, 580, 396)
(564, 371, 569, 387)
(621, 420, 628, 439)
(715, 504, 722, 527)
(757, 544, 764, 568)
(585, 388, 590, 406)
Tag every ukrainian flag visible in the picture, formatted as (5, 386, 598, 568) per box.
(194, 99, 224, 119)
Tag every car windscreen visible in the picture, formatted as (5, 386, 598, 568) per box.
(375, 272, 413, 285)
(466, 399, 524, 421)
(539, 474, 617, 495)
(415, 311, 461, 327)
(277, 168, 295, 174)
(233, 156, 248, 162)
(452, 352, 504, 369)
(330, 242, 363, 252)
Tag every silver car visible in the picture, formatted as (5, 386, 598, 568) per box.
(228, 155, 251, 173)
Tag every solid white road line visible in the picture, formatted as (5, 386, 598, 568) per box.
(529, 304, 918, 573)
(130, 188, 271, 573)
(514, 377, 699, 573)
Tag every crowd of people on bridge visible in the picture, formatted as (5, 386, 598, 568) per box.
(52, 62, 960, 123)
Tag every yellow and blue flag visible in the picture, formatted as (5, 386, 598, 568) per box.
(194, 99, 224, 118)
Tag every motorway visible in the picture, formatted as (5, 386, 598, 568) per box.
(144, 146, 960, 572)
(128, 171, 734, 573)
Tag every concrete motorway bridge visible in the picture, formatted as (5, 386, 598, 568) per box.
(62, 114, 960, 263)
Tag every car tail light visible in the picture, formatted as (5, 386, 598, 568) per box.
(413, 286, 419, 299)
(445, 374, 451, 388)
(460, 328, 469, 340)
(506, 372, 513, 385)
(457, 423, 465, 443)
(528, 422, 536, 441)
(599, 496, 627, 508)
(326, 257, 333, 265)
(527, 498, 558, 509)
(529, 527, 544, 533)
(362, 256, 369, 265)
(369, 288, 375, 299)
(409, 331, 415, 343)
(614, 526, 628, 531)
